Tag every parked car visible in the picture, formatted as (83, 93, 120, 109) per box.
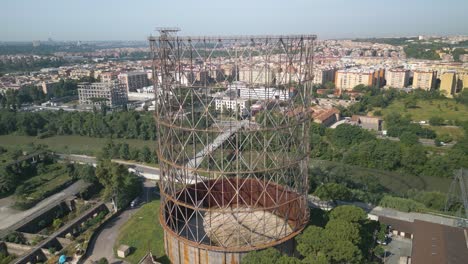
(130, 197, 140, 208)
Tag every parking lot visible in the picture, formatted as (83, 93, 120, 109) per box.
(382, 236, 412, 264)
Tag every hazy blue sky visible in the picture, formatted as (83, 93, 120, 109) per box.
(1, 0, 467, 41)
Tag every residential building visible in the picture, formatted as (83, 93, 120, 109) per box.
(386, 69, 409, 88)
(238, 67, 276, 85)
(459, 54, 468, 62)
(313, 67, 336, 85)
(335, 68, 385, 91)
(78, 81, 128, 107)
(214, 97, 247, 111)
(118, 71, 149, 92)
(70, 68, 94, 79)
(440, 72, 457, 97)
(100, 71, 119, 83)
(458, 73, 468, 91)
(412, 70, 436, 90)
(228, 82, 289, 101)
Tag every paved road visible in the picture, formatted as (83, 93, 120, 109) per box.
(84, 179, 157, 264)
(0, 180, 89, 234)
(59, 154, 160, 179)
(376, 135, 455, 147)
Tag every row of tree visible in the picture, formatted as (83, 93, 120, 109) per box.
(0, 109, 157, 140)
(311, 121, 468, 179)
(100, 140, 158, 164)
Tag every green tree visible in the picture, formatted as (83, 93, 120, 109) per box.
(429, 116, 444, 126)
(329, 205, 366, 223)
(242, 248, 282, 264)
(119, 143, 130, 160)
(324, 219, 361, 245)
(403, 97, 417, 109)
(140, 146, 152, 163)
(296, 226, 325, 257)
(399, 131, 419, 145)
(314, 183, 352, 202)
(330, 124, 375, 148)
(327, 240, 363, 264)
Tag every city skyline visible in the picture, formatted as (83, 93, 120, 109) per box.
(2, 0, 468, 41)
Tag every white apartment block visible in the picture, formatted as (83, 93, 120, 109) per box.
(215, 98, 247, 111)
(228, 82, 289, 101)
(386, 69, 409, 88)
(78, 81, 128, 107)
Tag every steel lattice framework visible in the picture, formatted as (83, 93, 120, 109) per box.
(150, 32, 316, 253)
(445, 168, 468, 220)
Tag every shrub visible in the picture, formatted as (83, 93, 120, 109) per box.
(314, 183, 353, 202)
(379, 195, 426, 212)
(429, 116, 444, 126)
(4, 231, 26, 244)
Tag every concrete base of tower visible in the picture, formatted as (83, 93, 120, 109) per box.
(163, 229, 296, 264)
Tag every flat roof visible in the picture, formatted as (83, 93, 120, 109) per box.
(379, 217, 468, 264)
(412, 220, 468, 264)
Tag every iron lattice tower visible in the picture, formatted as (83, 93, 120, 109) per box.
(150, 32, 316, 262)
(445, 169, 468, 221)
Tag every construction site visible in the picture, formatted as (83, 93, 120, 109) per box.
(150, 29, 316, 264)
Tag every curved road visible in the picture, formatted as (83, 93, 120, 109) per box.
(84, 179, 156, 264)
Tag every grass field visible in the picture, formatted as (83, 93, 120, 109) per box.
(310, 160, 452, 195)
(381, 99, 468, 122)
(0, 135, 156, 156)
(427, 125, 465, 141)
(115, 199, 168, 264)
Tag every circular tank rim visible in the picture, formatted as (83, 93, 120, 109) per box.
(159, 206, 308, 253)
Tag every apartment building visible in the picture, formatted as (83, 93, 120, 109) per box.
(70, 68, 94, 79)
(78, 81, 128, 107)
(214, 97, 247, 111)
(118, 71, 149, 92)
(238, 67, 276, 85)
(335, 68, 384, 91)
(227, 82, 289, 101)
(440, 72, 457, 97)
(313, 67, 336, 85)
(386, 69, 410, 88)
(413, 70, 436, 90)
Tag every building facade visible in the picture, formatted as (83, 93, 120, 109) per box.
(70, 68, 94, 79)
(412, 70, 436, 90)
(386, 69, 410, 88)
(335, 68, 384, 91)
(313, 67, 336, 85)
(214, 98, 247, 111)
(78, 81, 128, 107)
(118, 71, 149, 92)
(440, 72, 457, 97)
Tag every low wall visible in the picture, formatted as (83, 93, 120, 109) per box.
(4, 242, 33, 257)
